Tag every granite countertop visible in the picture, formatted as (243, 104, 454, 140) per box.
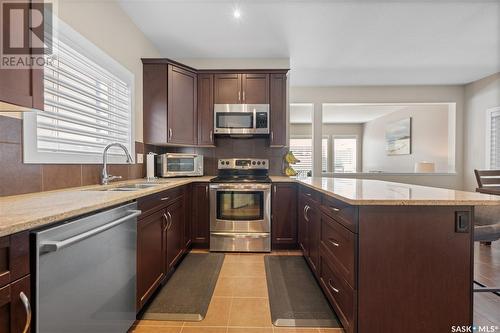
(1, 176, 499, 237)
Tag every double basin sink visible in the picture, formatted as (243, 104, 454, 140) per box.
(88, 183, 164, 192)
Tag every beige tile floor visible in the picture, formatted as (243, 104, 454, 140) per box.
(130, 250, 344, 333)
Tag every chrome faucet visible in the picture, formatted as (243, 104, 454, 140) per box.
(101, 143, 133, 185)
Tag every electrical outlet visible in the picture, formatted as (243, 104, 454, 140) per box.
(136, 153, 144, 164)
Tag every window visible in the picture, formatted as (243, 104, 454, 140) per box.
(333, 137, 357, 173)
(487, 107, 500, 169)
(24, 20, 134, 164)
(290, 137, 313, 176)
(322, 137, 328, 172)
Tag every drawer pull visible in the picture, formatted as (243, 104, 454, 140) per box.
(328, 239, 340, 247)
(20, 291, 31, 333)
(330, 206, 340, 212)
(304, 193, 312, 197)
(160, 197, 170, 201)
(328, 279, 340, 293)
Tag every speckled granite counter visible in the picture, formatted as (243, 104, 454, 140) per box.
(1, 176, 499, 237)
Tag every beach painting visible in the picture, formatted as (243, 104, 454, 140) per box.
(386, 118, 411, 155)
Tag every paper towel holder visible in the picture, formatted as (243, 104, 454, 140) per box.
(146, 152, 158, 182)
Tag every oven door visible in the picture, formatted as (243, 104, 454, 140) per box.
(210, 183, 271, 233)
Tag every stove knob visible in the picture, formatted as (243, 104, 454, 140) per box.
(252, 161, 256, 165)
(225, 161, 230, 165)
(262, 161, 266, 165)
(257, 161, 261, 165)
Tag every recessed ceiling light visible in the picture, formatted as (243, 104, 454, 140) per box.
(233, 9, 241, 19)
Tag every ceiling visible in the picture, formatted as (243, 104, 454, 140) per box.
(119, 0, 500, 86)
(290, 103, 449, 123)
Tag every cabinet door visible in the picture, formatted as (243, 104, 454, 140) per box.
(0, 1, 43, 111)
(184, 186, 192, 248)
(271, 183, 297, 249)
(167, 65, 197, 145)
(307, 201, 321, 275)
(197, 74, 215, 146)
(269, 73, 287, 147)
(191, 183, 210, 247)
(143, 63, 168, 145)
(242, 74, 269, 104)
(137, 210, 166, 310)
(165, 198, 185, 271)
(0, 275, 31, 333)
(298, 197, 308, 255)
(214, 74, 241, 104)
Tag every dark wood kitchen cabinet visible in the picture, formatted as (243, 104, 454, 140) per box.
(197, 74, 215, 146)
(136, 210, 165, 310)
(214, 73, 269, 104)
(0, 1, 43, 111)
(191, 183, 210, 247)
(269, 73, 287, 147)
(165, 198, 186, 271)
(298, 186, 321, 275)
(142, 59, 197, 145)
(0, 275, 31, 333)
(0, 232, 31, 333)
(271, 183, 297, 249)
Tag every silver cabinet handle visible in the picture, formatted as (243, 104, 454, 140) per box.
(304, 192, 311, 197)
(304, 205, 310, 222)
(167, 211, 173, 230)
(40, 210, 141, 253)
(162, 212, 169, 231)
(330, 206, 340, 212)
(209, 130, 214, 143)
(328, 239, 340, 247)
(273, 185, 277, 194)
(328, 279, 340, 293)
(270, 131, 274, 142)
(19, 291, 31, 333)
(160, 196, 170, 201)
(206, 185, 209, 198)
(238, 91, 241, 102)
(168, 128, 173, 140)
(242, 91, 245, 102)
(303, 205, 307, 220)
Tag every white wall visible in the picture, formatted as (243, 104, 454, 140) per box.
(290, 85, 465, 189)
(57, 0, 161, 142)
(362, 104, 451, 173)
(463, 72, 500, 190)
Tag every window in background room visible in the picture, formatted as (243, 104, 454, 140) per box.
(322, 137, 328, 172)
(333, 137, 357, 173)
(24, 20, 134, 164)
(487, 107, 500, 169)
(290, 137, 313, 176)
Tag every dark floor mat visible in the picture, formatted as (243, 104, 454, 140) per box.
(142, 253, 224, 321)
(264, 255, 342, 327)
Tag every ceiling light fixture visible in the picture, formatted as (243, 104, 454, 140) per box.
(233, 8, 241, 19)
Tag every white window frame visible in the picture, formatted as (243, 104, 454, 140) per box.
(23, 18, 135, 164)
(485, 106, 500, 169)
(332, 135, 359, 173)
(289, 134, 314, 175)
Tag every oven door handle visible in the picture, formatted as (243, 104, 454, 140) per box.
(209, 184, 271, 191)
(211, 232, 269, 239)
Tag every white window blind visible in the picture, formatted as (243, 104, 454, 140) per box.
(24, 20, 134, 164)
(322, 138, 328, 172)
(333, 137, 357, 173)
(290, 138, 312, 176)
(489, 109, 500, 169)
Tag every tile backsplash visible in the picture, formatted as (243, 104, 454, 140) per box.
(0, 115, 287, 197)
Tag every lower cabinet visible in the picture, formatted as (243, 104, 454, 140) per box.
(271, 183, 297, 249)
(165, 198, 186, 271)
(0, 275, 31, 333)
(298, 189, 321, 276)
(136, 186, 187, 312)
(137, 210, 166, 310)
(191, 183, 210, 247)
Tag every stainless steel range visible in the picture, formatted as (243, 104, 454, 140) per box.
(210, 158, 271, 252)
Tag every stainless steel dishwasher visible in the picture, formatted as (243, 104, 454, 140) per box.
(33, 202, 140, 333)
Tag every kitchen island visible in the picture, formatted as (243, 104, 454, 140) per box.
(0, 177, 499, 333)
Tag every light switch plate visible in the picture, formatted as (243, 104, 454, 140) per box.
(136, 153, 144, 164)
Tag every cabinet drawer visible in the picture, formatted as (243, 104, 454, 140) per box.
(321, 214, 356, 288)
(299, 185, 320, 202)
(321, 195, 357, 233)
(137, 186, 185, 217)
(320, 254, 356, 333)
(0, 232, 30, 289)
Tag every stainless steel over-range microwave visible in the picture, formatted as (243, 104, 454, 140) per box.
(156, 153, 203, 177)
(214, 104, 269, 135)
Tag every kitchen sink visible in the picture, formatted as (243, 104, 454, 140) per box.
(86, 183, 162, 192)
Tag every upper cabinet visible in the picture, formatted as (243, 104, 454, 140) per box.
(142, 59, 197, 146)
(143, 58, 288, 147)
(214, 73, 269, 104)
(0, 1, 43, 111)
(269, 73, 287, 147)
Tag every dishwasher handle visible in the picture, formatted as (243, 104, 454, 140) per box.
(39, 209, 141, 253)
